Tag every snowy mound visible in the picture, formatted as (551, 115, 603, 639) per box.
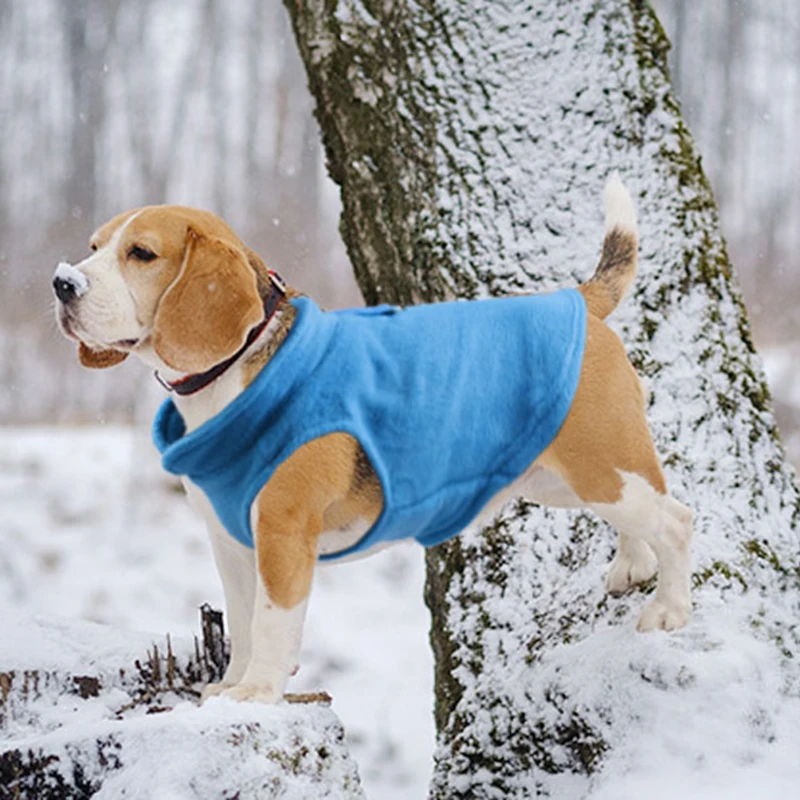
(0, 610, 364, 798)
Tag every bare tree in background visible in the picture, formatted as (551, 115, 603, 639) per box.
(61, 0, 114, 225)
(656, 0, 800, 341)
(285, 1, 800, 795)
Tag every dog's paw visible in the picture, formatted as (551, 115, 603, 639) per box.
(636, 598, 690, 632)
(605, 546, 658, 595)
(220, 683, 282, 704)
(200, 681, 237, 704)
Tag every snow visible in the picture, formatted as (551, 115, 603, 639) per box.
(54, 262, 89, 296)
(0, 426, 433, 799)
(0, 608, 365, 799)
(0, 608, 155, 676)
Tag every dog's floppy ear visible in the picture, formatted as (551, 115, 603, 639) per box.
(153, 228, 263, 374)
(78, 342, 129, 369)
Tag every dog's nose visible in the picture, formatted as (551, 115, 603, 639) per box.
(53, 275, 78, 303)
(52, 262, 89, 303)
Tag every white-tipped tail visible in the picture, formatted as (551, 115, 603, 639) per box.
(578, 173, 639, 319)
(604, 171, 638, 236)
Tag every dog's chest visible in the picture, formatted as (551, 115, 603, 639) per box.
(175, 374, 244, 433)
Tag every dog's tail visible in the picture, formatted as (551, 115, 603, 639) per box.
(578, 173, 638, 319)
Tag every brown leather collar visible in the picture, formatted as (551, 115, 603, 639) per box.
(155, 270, 287, 397)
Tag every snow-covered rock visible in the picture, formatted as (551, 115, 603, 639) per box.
(0, 610, 364, 798)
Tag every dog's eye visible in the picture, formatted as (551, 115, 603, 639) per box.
(127, 245, 158, 262)
(89, 243, 98, 252)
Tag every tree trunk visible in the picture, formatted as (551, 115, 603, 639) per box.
(285, 0, 800, 796)
(62, 0, 114, 224)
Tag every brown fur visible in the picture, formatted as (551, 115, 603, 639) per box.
(538, 313, 666, 504)
(78, 341, 129, 368)
(153, 229, 264, 373)
(579, 227, 637, 319)
(254, 433, 382, 608)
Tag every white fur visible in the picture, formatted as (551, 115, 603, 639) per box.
(604, 172, 638, 236)
(187, 483, 256, 697)
(204, 492, 309, 704)
(53, 210, 144, 349)
(170, 361, 251, 433)
(318, 516, 374, 557)
(217, 581, 308, 703)
(605, 534, 658, 595)
(455, 463, 688, 633)
(466, 464, 584, 535)
(591, 471, 693, 632)
(167, 313, 306, 705)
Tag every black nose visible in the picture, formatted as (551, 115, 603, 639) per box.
(53, 276, 78, 303)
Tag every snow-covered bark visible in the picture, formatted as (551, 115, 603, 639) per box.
(0, 610, 364, 798)
(285, 0, 800, 796)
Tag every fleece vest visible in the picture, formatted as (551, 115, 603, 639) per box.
(152, 291, 586, 561)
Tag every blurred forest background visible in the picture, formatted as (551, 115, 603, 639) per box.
(0, 0, 798, 465)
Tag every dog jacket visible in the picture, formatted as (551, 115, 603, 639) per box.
(153, 291, 586, 560)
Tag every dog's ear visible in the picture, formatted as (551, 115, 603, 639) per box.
(153, 228, 263, 374)
(78, 342, 129, 369)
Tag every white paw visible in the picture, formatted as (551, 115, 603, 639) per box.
(636, 598, 691, 632)
(605, 547, 658, 595)
(201, 681, 237, 703)
(220, 683, 282, 704)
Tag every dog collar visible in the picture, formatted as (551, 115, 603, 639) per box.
(155, 270, 287, 397)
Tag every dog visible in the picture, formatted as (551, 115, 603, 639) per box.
(53, 175, 692, 704)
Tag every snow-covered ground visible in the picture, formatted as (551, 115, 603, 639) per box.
(0, 425, 434, 799)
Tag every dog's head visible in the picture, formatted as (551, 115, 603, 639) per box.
(53, 206, 266, 375)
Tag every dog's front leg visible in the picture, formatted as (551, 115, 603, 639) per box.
(185, 482, 257, 702)
(220, 483, 319, 704)
(200, 518, 257, 700)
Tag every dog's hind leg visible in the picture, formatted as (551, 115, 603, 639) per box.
(590, 474, 693, 631)
(604, 533, 658, 595)
(536, 313, 692, 631)
(540, 439, 693, 631)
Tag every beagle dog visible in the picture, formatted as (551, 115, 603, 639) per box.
(53, 176, 692, 704)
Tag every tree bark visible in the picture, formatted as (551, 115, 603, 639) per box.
(285, 0, 800, 796)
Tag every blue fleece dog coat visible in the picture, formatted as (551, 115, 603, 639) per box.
(153, 291, 586, 560)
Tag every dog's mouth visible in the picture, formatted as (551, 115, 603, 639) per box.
(56, 307, 80, 341)
(57, 306, 140, 351)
